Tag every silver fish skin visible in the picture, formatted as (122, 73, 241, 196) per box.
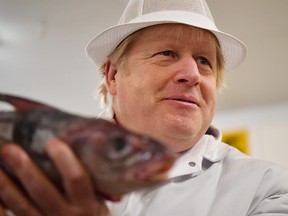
(0, 93, 176, 201)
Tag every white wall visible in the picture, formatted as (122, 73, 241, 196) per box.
(213, 103, 288, 168)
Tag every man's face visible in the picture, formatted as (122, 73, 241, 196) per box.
(107, 24, 218, 152)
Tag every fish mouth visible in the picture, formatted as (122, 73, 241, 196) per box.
(136, 159, 174, 181)
(123, 152, 177, 183)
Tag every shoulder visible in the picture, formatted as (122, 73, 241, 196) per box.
(222, 143, 288, 191)
(224, 142, 287, 171)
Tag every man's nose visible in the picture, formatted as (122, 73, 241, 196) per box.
(173, 57, 201, 86)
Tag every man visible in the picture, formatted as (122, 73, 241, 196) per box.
(0, 0, 287, 215)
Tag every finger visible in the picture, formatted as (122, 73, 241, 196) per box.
(45, 138, 97, 205)
(0, 203, 7, 216)
(1, 144, 67, 215)
(0, 168, 41, 216)
(0, 204, 6, 216)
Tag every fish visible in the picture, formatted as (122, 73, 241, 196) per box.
(0, 93, 176, 201)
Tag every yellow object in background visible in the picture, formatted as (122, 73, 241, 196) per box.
(222, 129, 250, 154)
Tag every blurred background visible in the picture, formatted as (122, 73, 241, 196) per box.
(1, 0, 288, 166)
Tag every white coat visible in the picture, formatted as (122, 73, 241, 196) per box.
(99, 109, 288, 216)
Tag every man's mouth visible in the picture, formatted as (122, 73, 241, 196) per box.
(163, 96, 199, 107)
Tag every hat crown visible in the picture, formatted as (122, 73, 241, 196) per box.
(119, 0, 215, 24)
(86, 0, 247, 71)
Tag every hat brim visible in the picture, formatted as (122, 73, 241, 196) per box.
(86, 11, 247, 71)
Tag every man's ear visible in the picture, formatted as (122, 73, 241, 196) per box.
(105, 60, 118, 95)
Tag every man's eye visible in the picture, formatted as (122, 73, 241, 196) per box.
(197, 57, 210, 66)
(159, 50, 175, 57)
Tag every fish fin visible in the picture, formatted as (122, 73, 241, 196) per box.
(0, 93, 54, 111)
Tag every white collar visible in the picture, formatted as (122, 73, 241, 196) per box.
(168, 131, 230, 178)
(97, 105, 114, 120)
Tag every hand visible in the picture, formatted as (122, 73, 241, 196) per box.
(0, 139, 111, 216)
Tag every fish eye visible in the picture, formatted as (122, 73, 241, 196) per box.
(113, 137, 126, 151)
(106, 136, 132, 160)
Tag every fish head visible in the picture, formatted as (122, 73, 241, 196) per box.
(104, 130, 176, 181)
(67, 119, 177, 198)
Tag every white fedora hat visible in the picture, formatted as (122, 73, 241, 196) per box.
(86, 0, 247, 71)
